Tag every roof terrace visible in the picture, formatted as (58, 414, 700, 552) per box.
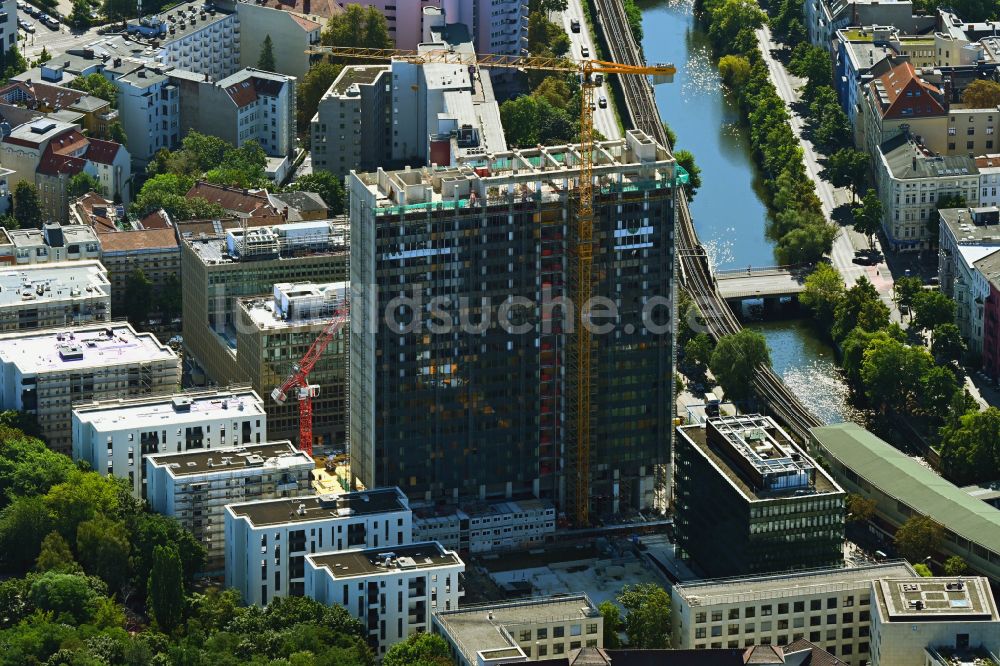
(227, 487, 409, 527)
(307, 541, 461, 580)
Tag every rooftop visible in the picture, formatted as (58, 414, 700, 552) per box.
(0, 261, 109, 307)
(879, 134, 978, 180)
(874, 577, 998, 622)
(0, 323, 177, 373)
(129, 0, 235, 45)
(97, 228, 179, 253)
(3, 118, 76, 146)
(147, 441, 311, 478)
(434, 595, 600, 665)
(216, 68, 290, 108)
(677, 415, 842, 501)
(186, 219, 348, 265)
(73, 387, 265, 430)
(811, 422, 1000, 556)
(672, 561, 916, 606)
(8, 224, 99, 249)
(940, 206, 1000, 245)
(325, 64, 388, 98)
(226, 487, 409, 526)
(307, 541, 462, 580)
(241, 281, 348, 329)
(868, 61, 945, 120)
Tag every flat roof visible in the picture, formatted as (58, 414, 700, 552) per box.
(0, 261, 109, 307)
(158, 0, 234, 44)
(0, 323, 177, 374)
(875, 577, 998, 622)
(941, 207, 1000, 246)
(147, 441, 311, 477)
(434, 595, 599, 664)
(227, 487, 408, 527)
(240, 281, 349, 330)
(308, 541, 461, 579)
(73, 387, 264, 430)
(186, 219, 348, 265)
(672, 561, 917, 606)
(811, 422, 1000, 556)
(7, 224, 99, 247)
(677, 416, 841, 501)
(326, 65, 389, 98)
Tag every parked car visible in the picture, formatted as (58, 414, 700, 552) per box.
(15, 0, 25, 10)
(25, 5, 39, 17)
(42, 14, 58, 28)
(598, 96, 607, 108)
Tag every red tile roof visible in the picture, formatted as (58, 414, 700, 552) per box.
(48, 129, 89, 156)
(84, 138, 122, 165)
(186, 181, 281, 218)
(224, 76, 287, 108)
(97, 228, 178, 252)
(139, 209, 172, 229)
(74, 191, 116, 232)
(0, 81, 85, 110)
(870, 61, 945, 120)
(37, 150, 86, 177)
(260, 0, 340, 19)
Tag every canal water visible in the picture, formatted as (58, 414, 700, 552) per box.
(639, 0, 861, 423)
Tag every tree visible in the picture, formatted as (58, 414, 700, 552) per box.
(920, 365, 960, 416)
(0, 429, 74, 506)
(800, 263, 845, 325)
(718, 54, 752, 89)
(913, 290, 956, 333)
(705, 0, 766, 53)
(68, 0, 92, 29)
(932, 322, 966, 364)
(123, 268, 153, 325)
(599, 600, 623, 649)
(961, 79, 1000, 109)
(286, 171, 344, 215)
(44, 470, 120, 541)
(69, 73, 120, 108)
(675, 150, 702, 198)
(382, 632, 451, 666)
(852, 189, 884, 247)
(28, 572, 104, 625)
(894, 515, 944, 563)
(894, 275, 923, 317)
(67, 172, 101, 200)
(789, 44, 832, 100)
(684, 332, 714, 377)
(130, 512, 206, 595)
(107, 120, 127, 147)
(939, 407, 1000, 485)
(12, 181, 42, 229)
(617, 583, 671, 649)
(2, 46, 27, 82)
(823, 148, 869, 201)
(914, 563, 933, 577)
(500, 94, 575, 147)
(846, 493, 876, 523)
(258, 35, 276, 71)
(530, 0, 568, 11)
(321, 4, 393, 49)
(297, 62, 343, 132)
(709, 329, 771, 404)
(943, 555, 968, 576)
(832, 276, 888, 341)
(0, 496, 52, 572)
(204, 140, 268, 189)
(775, 221, 836, 265)
(36, 531, 81, 574)
(102, 0, 132, 24)
(36, 47, 52, 66)
(860, 335, 933, 413)
(813, 100, 851, 150)
(157, 273, 182, 321)
(148, 545, 184, 634)
(77, 516, 130, 593)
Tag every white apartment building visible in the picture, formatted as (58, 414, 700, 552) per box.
(0, 323, 180, 453)
(112, 63, 179, 165)
(871, 577, 1000, 666)
(670, 561, 918, 666)
(433, 594, 603, 664)
(147, 440, 313, 568)
(72, 387, 268, 499)
(305, 541, 464, 657)
(5, 225, 101, 265)
(225, 488, 412, 605)
(413, 498, 556, 553)
(938, 206, 1000, 353)
(0, 260, 109, 331)
(0, 0, 16, 54)
(310, 66, 391, 177)
(978, 155, 1000, 208)
(152, 1, 240, 81)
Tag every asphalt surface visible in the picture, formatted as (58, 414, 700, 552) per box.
(558, 0, 620, 141)
(19, 9, 103, 60)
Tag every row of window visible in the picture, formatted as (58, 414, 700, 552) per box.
(694, 595, 870, 623)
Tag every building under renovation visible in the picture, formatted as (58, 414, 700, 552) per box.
(349, 129, 677, 520)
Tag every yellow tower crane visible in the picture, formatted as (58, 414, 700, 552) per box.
(309, 45, 676, 526)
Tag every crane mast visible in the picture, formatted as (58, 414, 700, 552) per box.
(308, 45, 674, 525)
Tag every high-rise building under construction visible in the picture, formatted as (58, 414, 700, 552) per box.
(349, 130, 677, 520)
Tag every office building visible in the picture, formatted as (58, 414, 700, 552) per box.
(433, 594, 603, 664)
(305, 541, 464, 656)
(674, 415, 846, 577)
(72, 387, 268, 498)
(412, 498, 556, 553)
(671, 561, 917, 664)
(873, 134, 979, 252)
(938, 206, 1000, 354)
(180, 219, 348, 395)
(0, 260, 110, 331)
(0, 323, 180, 453)
(237, 282, 348, 448)
(147, 441, 313, 567)
(5, 224, 101, 265)
(811, 422, 1000, 583)
(871, 577, 1000, 666)
(349, 130, 676, 519)
(224, 487, 412, 605)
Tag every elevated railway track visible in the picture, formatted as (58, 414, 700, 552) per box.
(591, 0, 823, 440)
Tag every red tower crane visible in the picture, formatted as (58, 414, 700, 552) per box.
(271, 299, 349, 456)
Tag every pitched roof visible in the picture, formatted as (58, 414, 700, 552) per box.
(222, 74, 288, 108)
(744, 646, 784, 664)
(37, 146, 86, 177)
(186, 181, 281, 218)
(269, 190, 328, 217)
(139, 209, 172, 229)
(84, 138, 122, 165)
(96, 228, 178, 252)
(47, 128, 88, 156)
(869, 61, 945, 120)
(74, 191, 117, 231)
(605, 650, 745, 666)
(782, 639, 848, 666)
(259, 0, 340, 19)
(0, 80, 85, 110)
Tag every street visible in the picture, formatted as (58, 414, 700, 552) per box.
(755, 26, 900, 321)
(558, 0, 621, 141)
(19, 11, 104, 60)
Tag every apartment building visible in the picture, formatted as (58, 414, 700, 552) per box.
(305, 542, 464, 656)
(0, 0, 16, 54)
(310, 66, 391, 177)
(97, 229, 181, 317)
(236, 282, 348, 448)
(938, 206, 1000, 352)
(0, 260, 109, 331)
(349, 130, 676, 519)
(804, 0, 927, 51)
(670, 561, 917, 665)
(874, 135, 979, 252)
(72, 388, 268, 498)
(862, 61, 948, 159)
(111, 62, 179, 165)
(235, 0, 321, 79)
(147, 441, 313, 568)
(871, 577, 1000, 666)
(180, 219, 348, 392)
(810, 422, 1000, 582)
(433, 594, 603, 664)
(224, 488, 412, 605)
(143, 1, 241, 81)
(0, 80, 116, 137)
(0, 323, 180, 453)
(978, 250, 1000, 381)
(5, 224, 101, 265)
(413, 498, 556, 553)
(674, 415, 846, 577)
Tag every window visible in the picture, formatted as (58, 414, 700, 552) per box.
(537, 628, 547, 640)
(728, 623, 740, 636)
(554, 627, 564, 638)
(745, 607, 755, 618)
(842, 627, 853, 639)
(810, 600, 821, 611)
(696, 612, 707, 623)
(586, 624, 597, 634)
(729, 609, 740, 620)
(794, 601, 804, 613)
(827, 597, 837, 609)
(570, 624, 581, 637)
(711, 627, 722, 637)
(810, 631, 821, 642)
(696, 628, 706, 639)
(810, 616, 821, 627)
(968, 141, 976, 149)
(778, 603, 788, 615)
(519, 630, 530, 642)
(761, 605, 772, 616)
(712, 611, 723, 622)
